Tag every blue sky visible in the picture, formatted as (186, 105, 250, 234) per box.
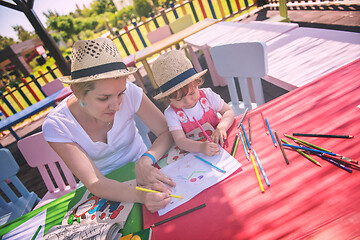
(0, 0, 94, 41)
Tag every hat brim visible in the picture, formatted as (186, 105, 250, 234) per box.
(153, 69, 208, 100)
(59, 67, 138, 84)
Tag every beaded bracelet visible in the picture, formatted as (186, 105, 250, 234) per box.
(141, 153, 156, 165)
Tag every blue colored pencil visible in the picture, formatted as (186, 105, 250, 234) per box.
(282, 144, 338, 156)
(195, 155, 226, 173)
(240, 123, 251, 150)
(239, 131, 249, 160)
(253, 149, 270, 187)
(237, 108, 249, 128)
(265, 119, 277, 147)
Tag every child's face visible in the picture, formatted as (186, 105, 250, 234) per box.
(170, 82, 200, 109)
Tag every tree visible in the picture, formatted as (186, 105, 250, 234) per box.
(0, 35, 17, 51)
(12, 25, 35, 41)
(90, 0, 117, 15)
(134, 0, 153, 18)
(47, 15, 81, 44)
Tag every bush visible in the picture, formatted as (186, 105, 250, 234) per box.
(134, 0, 153, 18)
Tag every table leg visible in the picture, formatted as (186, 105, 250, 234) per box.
(141, 60, 158, 89)
(187, 45, 202, 72)
(9, 128, 20, 141)
(204, 47, 227, 87)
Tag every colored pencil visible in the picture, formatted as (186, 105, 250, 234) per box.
(292, 133, 354, 139)
(253, 149, 270, 187)
(195, 155, 226, 173)
(31, 225, 42, 240)
(281, 139, 321, 167)
(136, 187, 184, 199)
(151, 203, 206, 227)
(275, 131, 289, 165)
(322, 153, 360, 170)
(265, 119, 277, 147)
(250, 152, 265, 193)
(317, 154, 352, 173)
(232, 134, 240, 157)
(239, 131, 250, 160)
(248, 117, 251, 145)
(193, 117, 213, 143)
(237, 108, 249, 128)
(230, 134, 239, 156)
(260, 112, 269, 135)
(240, 123, 251, 150)
(282, 144, 338, 156)
(285, 134, 331, 152)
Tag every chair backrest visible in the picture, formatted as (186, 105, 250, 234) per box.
(17, 132, 77, 193)
(210, 42, 268, 113)
(134, 114, 151, 149)
(169, 14, 194, 34)
(41, 78, 64, 96)
(0, 148, 39, 214)
(147, 25, 172, 44)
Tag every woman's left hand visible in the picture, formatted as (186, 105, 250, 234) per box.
(135, 156, 176, 192)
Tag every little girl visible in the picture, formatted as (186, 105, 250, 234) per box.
(152, 50, 235, 156)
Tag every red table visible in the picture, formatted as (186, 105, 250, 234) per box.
(143, 58, 360, 239)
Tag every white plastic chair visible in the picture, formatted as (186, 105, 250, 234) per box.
(0, 148, 40, 226)
(17, 132, 78, 209)
(210, 42, 268, 116)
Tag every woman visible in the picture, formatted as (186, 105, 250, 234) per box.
(42, 38, 175, 213)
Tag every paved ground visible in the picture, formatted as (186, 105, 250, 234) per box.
(1, 1, 359, 199)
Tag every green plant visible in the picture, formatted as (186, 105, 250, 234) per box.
(134, 0, 153, 18)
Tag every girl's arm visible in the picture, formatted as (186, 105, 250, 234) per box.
(48, 141, 171, 212)
(211, 102, 235, 146)
(135, 93, 176, 191)
(171, 129, 220, 156)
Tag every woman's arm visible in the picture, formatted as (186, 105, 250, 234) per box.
(48, 141, 171, 212)
(135, 93, 176, 191)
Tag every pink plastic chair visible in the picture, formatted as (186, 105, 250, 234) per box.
(123, 53, 148, 93)
(17, 132, 78, 209)
(41, 78, 64, 96)
(147, 25, 172, 44)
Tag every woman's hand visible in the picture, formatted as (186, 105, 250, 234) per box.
(200, 141, 220, 156)
(211, 127, 227, 147)
(135, 155, 176, 192)
(141, 191, 172, 213)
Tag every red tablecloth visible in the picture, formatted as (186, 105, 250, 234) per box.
(143, 58, 360, 239)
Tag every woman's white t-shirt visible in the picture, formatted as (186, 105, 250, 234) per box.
(42, 81, 147, 175)
(164, 88, 224, 132)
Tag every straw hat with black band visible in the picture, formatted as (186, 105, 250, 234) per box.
(59, 38, 137, 84)
(152, 50, 207, 100)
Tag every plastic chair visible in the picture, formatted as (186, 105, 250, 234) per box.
(41, 78, 64, 96)
(17, 132, 78, 209)
(169, 14, 194, 34)
(0, 148, 40, 226)
(134, 114, 152, 149)
(210, 42, 268, 116)
(147, 25, 172, 44)
(123, 54, 148, 93)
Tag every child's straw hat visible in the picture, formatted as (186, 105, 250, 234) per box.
(59, 38, 137, 84)
(152, 50, 207, 100)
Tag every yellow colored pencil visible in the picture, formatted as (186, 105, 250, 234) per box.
(250, 153, 265, 193)
(135, 186, 184, 199)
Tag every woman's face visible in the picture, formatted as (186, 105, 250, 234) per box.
(170, 83, 200, 109)
(82, 77, 127, 122)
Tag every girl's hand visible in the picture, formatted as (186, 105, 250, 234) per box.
(135, 156, 176, 192)
(201, 141, 220, 156)
(211, 127, 227, 147)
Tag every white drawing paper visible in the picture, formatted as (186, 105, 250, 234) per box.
(158, 148, 242, 216)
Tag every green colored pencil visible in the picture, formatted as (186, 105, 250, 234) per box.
(281, 139, 321, 167)
(285, 134, 331, 152)
(232, 134, 240, 157)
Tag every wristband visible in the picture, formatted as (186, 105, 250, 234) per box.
(142, 153, 156, 165)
